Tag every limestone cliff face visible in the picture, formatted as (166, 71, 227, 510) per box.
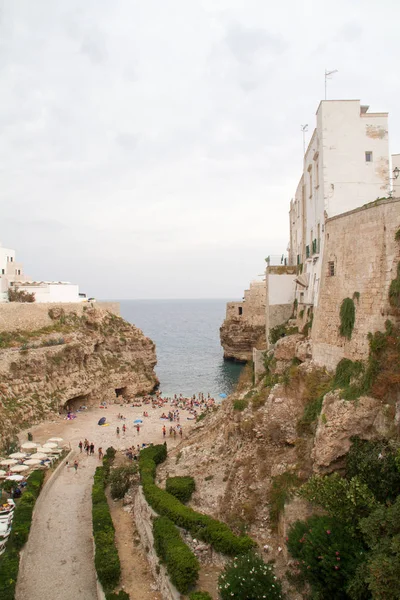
(219, 318, 266, 362)
(0, 306, 158, 447)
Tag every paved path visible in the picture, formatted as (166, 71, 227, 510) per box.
(16, 454, 98, 600)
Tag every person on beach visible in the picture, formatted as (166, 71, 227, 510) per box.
(90, 442, 94, 455)
(162, 425, 166, 438)
(73, 460, 78, 473)
(179, 427, 183, 438)
(122, 424, 126, 434)
(78, 441, 83, 453)
(86, 443, 90, 456)
(98, 447, 103, 460)
(116, 426, 120, 436)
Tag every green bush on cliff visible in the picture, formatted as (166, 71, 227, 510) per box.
(218, 552, 284, 600)
(153, 516, 199, 594)
(92, 466, 121, 592)
(339, 297, 356, 340)
(139, 446, 255, 556)
(189, 592, 213, 600)
(166, 476, 196, 503)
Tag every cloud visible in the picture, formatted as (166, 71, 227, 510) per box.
(225, 22, 287, 64)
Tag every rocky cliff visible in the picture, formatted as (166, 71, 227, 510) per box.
(219, 317, 266, 362)
(0, 305, 158, 448)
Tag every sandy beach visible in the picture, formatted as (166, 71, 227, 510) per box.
(15, 401, 196, 600)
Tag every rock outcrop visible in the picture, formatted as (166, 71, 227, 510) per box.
(0, 306, 158, 447)
(219, 319, 266, 362)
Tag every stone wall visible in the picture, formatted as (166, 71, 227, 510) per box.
(0, 302, 120, 332)
(312, 197, 400, 369)
(265, 266, 296, 347)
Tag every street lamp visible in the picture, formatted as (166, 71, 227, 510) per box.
(388, 167, 400, 197)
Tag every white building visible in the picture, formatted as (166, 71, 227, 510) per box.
(0, 243, 85, 303)
(289, 100, 390, 308)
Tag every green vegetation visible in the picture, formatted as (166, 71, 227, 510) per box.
(189, 592, 213, 600)
(269, 322, 299, 345)
(92, 466, 121, 592)
(0, 470, 45, 600)
(339, 297, 356, 340)
(218, 552, 284, 600)
(109, 464, 137, 500)
(389, 262, 400, 309)
(153, 516, 199, 593)
(105, 592, 130, 600)
(233, 399, 248, 411)
(269, 472, 301, 528)
(139, 446, 255, 556)
(8, 288, 35, 302)
(296, 369, 333, 434)
(395, 227, 400, 242)
(353, 291, 360, 302)
(0, 323, 75, 349)
(165, 476, 196, 503)
(302, 314, 314, 336)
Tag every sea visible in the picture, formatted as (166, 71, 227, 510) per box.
(118, 299, 243, 398)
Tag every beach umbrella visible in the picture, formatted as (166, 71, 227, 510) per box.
(10, 465, 29, 473)
(98, 417, 106, 426)
(9, 453, 27, 459)
(134, 419, 143, 424)
(219, 393, 227, 398)
(6, 474, 24, 482)
(24, 459, 42, 466)
(32, 453, 47, 460)
(33, 447, 51, 453)
(43, 442, 58, 449)
(0, 459, 18, 466)
(21, 442, 38, 450)
(47, 437, 63, 443)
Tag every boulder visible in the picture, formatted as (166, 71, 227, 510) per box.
(274, 334, 304, 361)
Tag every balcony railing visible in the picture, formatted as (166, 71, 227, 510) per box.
(265, 254, 288, 266)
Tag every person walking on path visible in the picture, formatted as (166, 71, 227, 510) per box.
(78, 441, 83, 453)
(90, 443, 94, 455)
(73, 460, 78, 473)
(86, 444, 90, 456)
(179, 427, 183, 438)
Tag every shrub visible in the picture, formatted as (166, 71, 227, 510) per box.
(7, 288, 35, 302)
(92, 466, 121, 591)
(0, 549, 20, 600)
(189, 593, 212, 600)
(339, 297, 356, 340)
(389, 262, 400, 309)
(269, 322, 299, 345)
(334, 358, 364, 391)
(233, 399, 248, 411)
(218, 552, 284, 600)
(299, 473, 377, 525)
(105, 592, 130, 600)
(166, 476, 196, 503)
(346, 437, 400, 503)
(287, 515, 366, 600)
(153, 516, 199, 594)
(109, 465, 137, 500)
(139, 447, 255, 556)
(269, 472, 301, 528)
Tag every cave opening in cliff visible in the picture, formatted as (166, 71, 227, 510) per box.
(115, 387, 127, 398)
(63, 394, 89, 412)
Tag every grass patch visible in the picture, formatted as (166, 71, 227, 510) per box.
(233, 399, 248, 411)
(166, 476, 196, 503)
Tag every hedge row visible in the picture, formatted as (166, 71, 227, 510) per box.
(92, 465, 121, 592)
(139, 446, 254, 556)
(166, 476, 196, 503)
(153, 516, 199, 593)
(0, 469, 45, 600)
(189, 592, 213, 600)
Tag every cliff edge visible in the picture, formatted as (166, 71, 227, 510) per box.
(0, 305, 158, 448)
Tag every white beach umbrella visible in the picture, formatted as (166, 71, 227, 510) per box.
(9, 452, 27, 459)
(43, 442, 57, 449)
(34, 447, 54, 453)
(24, 459, 42, 466)
(10, 465, 29, 473)
(32, 453, 47, 460)
(0, 459, 18, 466)
(47, 437, 63, 443)
(6, 474, 24, 482)
(21, 442, 38, 450)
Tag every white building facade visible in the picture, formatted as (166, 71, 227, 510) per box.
(289, 100, 390, 308)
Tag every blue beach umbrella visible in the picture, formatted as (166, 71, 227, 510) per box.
(219, 393, 227, 399)
(98, 417, 106, 425)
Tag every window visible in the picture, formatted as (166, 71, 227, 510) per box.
(365, 151, 373, 162)
(315, 161, 319, 187)
(1, 269, 4, 275)
(238, 307, 243, 316)
(309, 171, 313, 197)
(10, 257, 13, 262)
(328, 261, 335, 276)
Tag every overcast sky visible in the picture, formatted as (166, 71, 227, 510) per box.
(1, 1, 399, 299)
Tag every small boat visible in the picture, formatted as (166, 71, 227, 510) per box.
(0, 521, 12, 540)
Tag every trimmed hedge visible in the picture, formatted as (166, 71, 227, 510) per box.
(139, 446, 255, 556)
(105, 592, 130, 600)
(92, 466, 121, 592)
(0, 469, 45, 600)
(189, 593, 213, 600)
(153, 516, 199, 593)
(166, 476, 196, 503)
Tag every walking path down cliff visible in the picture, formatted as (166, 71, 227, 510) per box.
(15, 402, 194, 600)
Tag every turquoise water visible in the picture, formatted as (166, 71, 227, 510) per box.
(118, 299, 243, 397)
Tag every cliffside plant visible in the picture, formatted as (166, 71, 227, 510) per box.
(389, 262, 400, 309)
(189, 592, 212, 600)
(269, 471, 301, 529)
(296, 369, 333, 434)
(218, 552, 284, 600)
(346, 437, 400, 503)
(395, 227, 400, 242)
(269, 322, 298, 345)
(233, 399, 248, 411)
(109, 464, 137, 499)
(339, 298, 356, 340)
(287, 515, 366, 600)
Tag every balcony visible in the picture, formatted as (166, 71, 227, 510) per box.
(312, 238, 320, 256)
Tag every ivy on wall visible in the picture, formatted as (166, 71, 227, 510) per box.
(339, 298, 356, 340)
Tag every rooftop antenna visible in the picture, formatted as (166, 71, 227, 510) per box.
(301, 124, 308, 155)
(325, 69, 338, 100)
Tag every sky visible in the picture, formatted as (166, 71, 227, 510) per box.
(1, 0, 400, 299)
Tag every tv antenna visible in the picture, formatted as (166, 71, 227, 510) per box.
(301, 124, 308, 155)
(325, 69, 338, 100)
